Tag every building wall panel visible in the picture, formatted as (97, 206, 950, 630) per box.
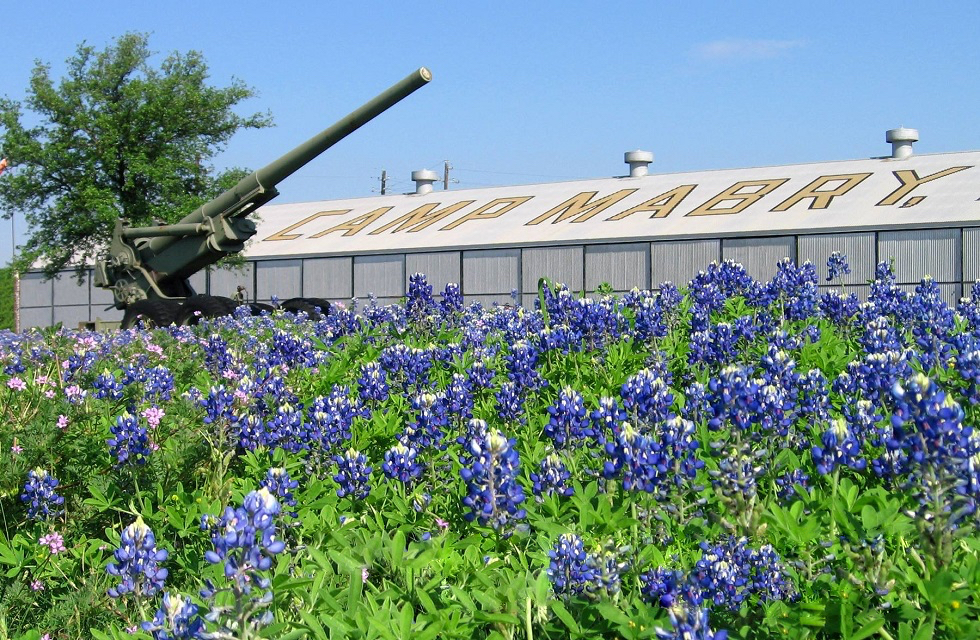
(90, 306, 124, 323)
(521, 246, 584, 293)
(651, 239, 720, 288)
(20, 273, 53, 307)
(798, 233, 876, 285)
(963, 228, 980, 282)
(817, 284, 872, 303)
(52, 273, 89, 306)
(462, 249, 519, 295)
(896, 282, 962, 306)
(722, 236, 796, 282)
(585, 243, 649, 292)
(188, 271, 208, 297)
(90, 270, 117, 306)
(465, 293, 515, 308)
(405, 252, 461, 292)
(303, 257, 353, 299)
(20, 306, 52, 329)
(256, 260, 302, 301)
(209, 264, 254, 300)
(354, 254, 405, 298)
(879, 228, 960, 283)
(53, 305, 89, 328)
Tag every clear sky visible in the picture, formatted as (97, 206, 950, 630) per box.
(2, 1, 979, 265)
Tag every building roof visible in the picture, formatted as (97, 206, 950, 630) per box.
(244, 151, 980, 259)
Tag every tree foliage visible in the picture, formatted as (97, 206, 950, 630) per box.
(0, 32, 272, 277)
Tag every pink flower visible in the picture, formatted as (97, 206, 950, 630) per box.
(6, 377, 26, 391)
(10, 444, 22, 455)
(435, 517, 450, 531)
(141, 406, 165, 428)
(57, 415, 69, 430)
(39, 532, 66, 555)
(30, 579, 44, 591)
(361, 566, 370, 583)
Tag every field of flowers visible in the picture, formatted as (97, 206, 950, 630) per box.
(1, 255, 979, 639)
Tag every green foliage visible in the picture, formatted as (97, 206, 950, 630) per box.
(0, 267, 12, 330)
(0, 32, 272, 277)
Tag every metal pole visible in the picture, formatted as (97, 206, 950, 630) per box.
(381, 169, 387, 195)
(443, 161, 451, 190)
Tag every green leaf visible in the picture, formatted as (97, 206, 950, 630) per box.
(550, 600, 580, 633)
(851, 616, 885, 640)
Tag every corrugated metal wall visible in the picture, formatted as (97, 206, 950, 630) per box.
(651, 239, 720, 288)
(522, 246, 584, 293)
(723, 236, 796, 282)
(462, 249, 520, 296)
(256, 259, 302, 301)
(878, 229, 960, 284)
(303, 257, 353, 299)
(354, 254, 405, 298)
(405, 252, 461, 293)
(798, 233, 875, 285)
(18, 225, 980, 327)
(585, 243, 649, 292)
(209, 264, 254, 302)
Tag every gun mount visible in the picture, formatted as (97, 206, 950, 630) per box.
(94, 67, 431, 327)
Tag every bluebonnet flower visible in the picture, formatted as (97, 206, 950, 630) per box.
(406, 272, 436, 322)
(603, 423, 670, 495)
(460, 427, 527, 532)
(774, 468, 811, 503)
(621, 368, 675, 426)
(640, 567, 687, 607)
(141, 592, 206, 639)
(593, 542, 630, 597)
(439, 282, 464, 318)
(826, 252, 851, 282)
(202, 386, 236, 425)
(812, 418, 867, 475)
(547, 534, 598, 598)
(591, 396, 627, 440)
(107, 516, 169, 598)
(466, 358, 496, 390)
(401, 391, 449, 451)
(868, 261, 911, 321)
(382, 443, 424, 486)
(820, 290, 861, 325)
(93, 370, 124, 400)
(334, 449, 373, 500)
(444, 372, 474, 422)
(261, 468, 299, 517)
(655, 604, 728, 640)
(262, 402, 308, 453)
(770, 258, 819, 321)
(307, 386, 363, 454)
(21, 469, 65, 521)
(688, 322, 739, 368)
(202, 334, 233, 374)
(201, 488, 286, 586)
(530, 453, 574, 498)
(495, 381, 526, 424)
(543, 386, 593, 449)
(108, 412, 153, 467)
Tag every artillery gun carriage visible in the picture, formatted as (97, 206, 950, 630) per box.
(93, 67, 432, 328)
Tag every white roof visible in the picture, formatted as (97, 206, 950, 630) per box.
(244, 151, 980, 259)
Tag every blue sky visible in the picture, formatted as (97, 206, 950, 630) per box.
(2, 1, 979, 264)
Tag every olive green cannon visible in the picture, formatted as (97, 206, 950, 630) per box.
(93, 67, 431, 328)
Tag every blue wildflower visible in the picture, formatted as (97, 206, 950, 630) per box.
(20, 469, 65, 521)
(107, 516, 169, 598)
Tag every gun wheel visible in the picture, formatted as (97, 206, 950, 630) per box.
(176, 296, 238, 326)
(121, 300, 181, 329)
(281, 297, 332, 320)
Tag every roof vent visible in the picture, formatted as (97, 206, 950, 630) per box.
(886, 127, 918, 159)
(411, 169, 439, 195)
(624, 150, 654, 177)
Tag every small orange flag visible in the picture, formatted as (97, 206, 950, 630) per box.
(0, 157, 7, 176)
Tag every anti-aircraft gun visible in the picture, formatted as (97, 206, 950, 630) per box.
(94, 67, 431, 328)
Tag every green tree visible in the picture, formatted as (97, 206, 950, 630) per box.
(0, 32, 272, 277)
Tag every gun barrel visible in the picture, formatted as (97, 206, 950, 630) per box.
(143, 67, 431, 257)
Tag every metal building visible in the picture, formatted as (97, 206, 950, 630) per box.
(17, 129, 980, 328)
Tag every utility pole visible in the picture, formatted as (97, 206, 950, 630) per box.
(380, 169, 387, 195)
(443, 161, 452, 190)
